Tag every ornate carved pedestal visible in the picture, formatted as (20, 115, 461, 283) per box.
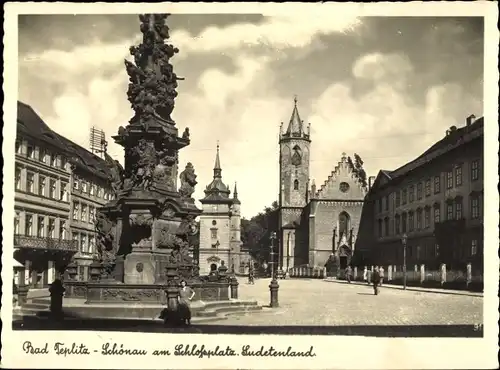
(269, 278, 279, 308)
(17, 285, 29, 306)
(230, 276, 239, 299)
(80, 14, 247, 325)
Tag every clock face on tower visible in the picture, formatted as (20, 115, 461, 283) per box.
(291, 145, 302, 166)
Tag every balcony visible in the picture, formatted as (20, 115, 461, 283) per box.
(14, 234, 78, 252)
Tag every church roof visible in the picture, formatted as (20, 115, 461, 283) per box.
(200, 143, 232, 204)
(286, 96, 303, 136)
(232, 182, 241, 205)
(315, 152, 368, 199)
(280, 96, 311, 141)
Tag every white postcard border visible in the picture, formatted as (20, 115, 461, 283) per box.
(2, 2, 499, 369)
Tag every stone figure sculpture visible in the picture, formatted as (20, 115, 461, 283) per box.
(179, 162, 197, 198)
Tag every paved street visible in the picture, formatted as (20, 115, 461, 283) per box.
(12, 277, 483, 336)
(221, 277, 483, 326)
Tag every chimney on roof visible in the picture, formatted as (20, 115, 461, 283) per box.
(368, 176, 376, 190)
(466, 114, 476, 126)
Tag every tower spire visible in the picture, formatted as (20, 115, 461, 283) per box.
(232, 182, 241, 204)
(214, 141, 222, 178)
(286, 95, 303, 136)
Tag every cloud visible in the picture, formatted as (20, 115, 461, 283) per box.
(17, 16, 482, 218)
(172, 14, 361, 57)
(22, 36, 141, 73)
(308, 53, 482, 187)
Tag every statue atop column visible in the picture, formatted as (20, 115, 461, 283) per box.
(93, 14, 202, 292)
(125, 13, 184, 128)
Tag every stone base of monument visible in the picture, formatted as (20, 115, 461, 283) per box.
(68, 281, 230, 304)
(17, 297, 262, 324)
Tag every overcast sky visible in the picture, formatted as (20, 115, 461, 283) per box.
(18, 14, 483, 218)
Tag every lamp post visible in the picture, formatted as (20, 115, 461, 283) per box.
(286, 234, 291, 276)
(269, 232, 279, 307)
(332, 227, 337, 253)
(402, 233, 408, 290)
(269, 232, 276, 279)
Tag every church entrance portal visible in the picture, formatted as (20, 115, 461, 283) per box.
(210, 263, 217, 272)
(339, 256, 348, 269)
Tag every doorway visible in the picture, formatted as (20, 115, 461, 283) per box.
(210, 263, 217, 273)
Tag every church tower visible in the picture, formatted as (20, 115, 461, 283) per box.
(278, 96, 311, 269)
(199, 143, 233, 274)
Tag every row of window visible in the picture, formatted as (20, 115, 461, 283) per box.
(14, 212, 68, 239)
(72, 232, 96, 255)
(73, 177, 113, 201)
(15, 167, 70, 201)
(377, 160, 481, 213)
(14, 211, 97, 255)
(377, 195, 482, 237)
(380, 239, 480, 261)
(16, 140, 68, 170)
(72, 201, 97, 224)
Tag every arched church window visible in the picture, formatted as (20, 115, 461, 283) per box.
(293, 180, 299, 190)
(339, 212, 350, 238)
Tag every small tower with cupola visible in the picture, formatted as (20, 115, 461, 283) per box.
(198, 143, 237, 274)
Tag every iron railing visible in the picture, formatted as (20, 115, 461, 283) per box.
(14, 234, 78, 252)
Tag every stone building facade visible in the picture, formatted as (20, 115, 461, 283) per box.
(358, 115, 484, 271)
(63, 148, 115, 282)
(199, 145, 248, 274)
(13, 101, 113, 288)
(278, 98, 368, 271)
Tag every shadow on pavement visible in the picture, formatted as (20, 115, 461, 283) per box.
(12, 316, 481, 337)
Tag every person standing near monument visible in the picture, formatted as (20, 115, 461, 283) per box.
(178, 280, 195, 326)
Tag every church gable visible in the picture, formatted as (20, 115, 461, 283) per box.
(315, 153, 367, 200)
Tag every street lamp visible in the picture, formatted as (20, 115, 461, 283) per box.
(402, 233, 408, 290)
(269, 231, 279, 308)
(269, 232, 277, 279)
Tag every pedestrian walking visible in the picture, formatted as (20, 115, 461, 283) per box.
(363, 266, 368, 283)
(248, 266, 255, 284)
(372, 267, 381, 295)
(379, 266, 385, 286)
(345, 266, 352, 283)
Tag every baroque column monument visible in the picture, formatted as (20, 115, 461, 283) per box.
(91, 14, 203, 311)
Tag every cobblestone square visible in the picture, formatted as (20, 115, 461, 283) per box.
(218, 278, 483, 327)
